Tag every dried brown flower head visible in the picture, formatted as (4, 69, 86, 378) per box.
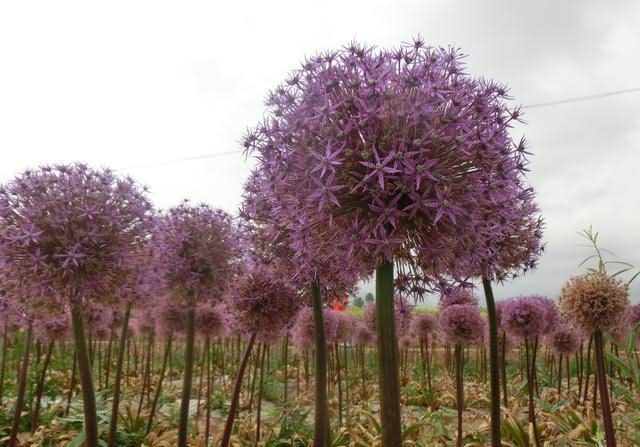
(559, 272, 628, 333)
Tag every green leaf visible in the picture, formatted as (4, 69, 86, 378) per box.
(68, 430, 86, 447)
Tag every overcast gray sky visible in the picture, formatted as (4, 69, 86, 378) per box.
(1, 0, 639, 303)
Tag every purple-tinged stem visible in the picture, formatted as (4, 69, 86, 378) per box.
(220, 332, 257, 447)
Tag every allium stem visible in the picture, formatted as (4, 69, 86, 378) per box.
(481, 277, 502, 447)
(204, 336, 212, 447)
(335, 342, 343, 427)
(375, 259, 402, 447)
(146, 335, 172, 436)
(31, 340, 54, 432)
(70, 302, 99, 447)
(594, 330, 616, 447)
(108, 302, 132, 447)
(178, 305, 196, 447)
(220, 332, 257, 447)
(525, 339, 540, 447)
(64, 349, 77, 417)
(8, 325, 32, 447)
(455, 344, 464, 447)
(0, 323, 8, 406)
(501, 331, 508, 407)
(256, 342, 267, 443)
(311, 281, 331, 447)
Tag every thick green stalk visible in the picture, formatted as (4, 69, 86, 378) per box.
(595, 330, 616, 447)
(375, 259, 401, 447)
(311, 281, 331, 447)
(220, 332, 257, 447)
(108, 302, 132, 447)
(8, 325, 32, 447)
(177, 306, 196, 447)
(70, 301, 99, 447)
(256, 342, 267, 443)
(0, 323, 8, 406)
(31, 340, 55, 432)
(481, 277, 502, 447)
(146, 335, 172, 435)
(455, 344, 464, 447)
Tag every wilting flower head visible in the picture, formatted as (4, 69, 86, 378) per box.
(364, 296, 414, 336)
(195, 302, 226, 338)
(545, 324, 582, 355)
(439, 288, 478, 309)
(225, 264, 301, 341)
(152, 202, 240, 306)
(0, 164, 153, 306)
(439, 304, 485, 345)
(501, 296, 549, 339)
(559, 272, 629, 333)
(410, 314, 438, 339)
(244, 38, 543, 295)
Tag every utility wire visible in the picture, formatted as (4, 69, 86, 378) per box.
(125, 86, 640, 170)
(123, 150, 240, 170)
(524, 87, 640, 109)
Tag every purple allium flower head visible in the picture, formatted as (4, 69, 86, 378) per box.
(225, 264, 302, 341)
(410, 314, 438, 339)
(0, 164, 154, 307)
(545, 323, 582, 355)
(364, 296, 414, 336)
(154, 301, 186, 336)
(195, 302, 226, 338)
(84, 303, 115, 339)
(244, 39, 543, 296)
(34, 312, 70, 342)
(625, 303, 640, 329)
(152, 201, 241, 306)
(327, 310, 353, 343)
(240, 169, 367, 295)
(438, 304, 485, 345)
(530, 295, 560, 334)
(399, 335, 415, 349)
(439, 288, 478, 309)
(352, 323, 375, 346)
(290, 306, 338, 350)
(130, 311, 156, 337)
(501, 296, 550, 340)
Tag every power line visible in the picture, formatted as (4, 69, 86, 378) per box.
(524, 87, 640, 109)
(123, 150, 240, 170)
(124, 86, 640, 169)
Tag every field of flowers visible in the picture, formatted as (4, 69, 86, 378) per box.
(0, 39, 638, 447)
